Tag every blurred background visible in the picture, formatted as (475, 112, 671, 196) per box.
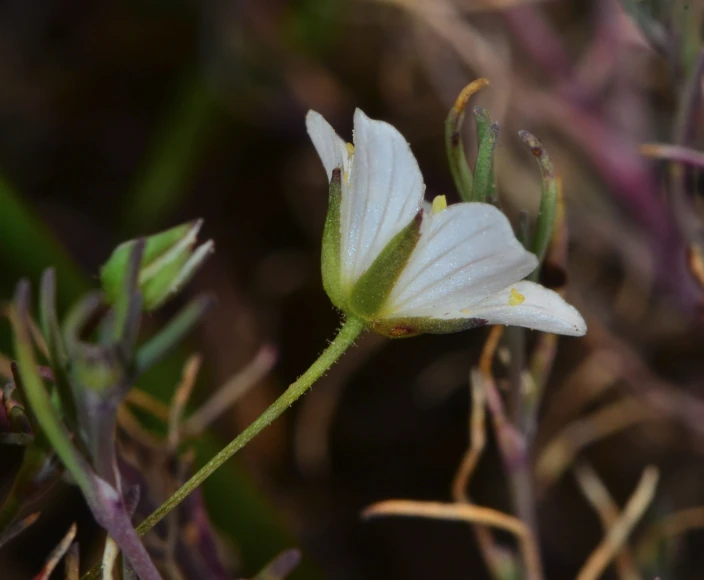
(1, 0, 704, 578)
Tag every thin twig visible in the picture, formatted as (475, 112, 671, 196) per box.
(183, 345, 276, 436)
(576, 467, 659, 580)
(0, 512, 41, 549)
(116, 405, 165, 450)
(34, 523, 77, 580)
(636, 505, 704, 562)
(124, 389, 170, 421)
(536, 398, 652, 487)
(540, 349, 621, 433)
(450, 370, 507, 579)
(452, 372, 487, 502)
(65, 542, 80, 580)
(100, 538, 119, 580)
(640, 143, 704, 168)
(574, 462, 641, 580)
(363, 499, 542, 580)
(661, 506, 704, 538)
(168, 354, 202, 450)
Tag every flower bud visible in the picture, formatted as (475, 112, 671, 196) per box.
(100, 220, 213, 311)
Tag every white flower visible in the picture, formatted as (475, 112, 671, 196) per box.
(306, 108, 586, 338)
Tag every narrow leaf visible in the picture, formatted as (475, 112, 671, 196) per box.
(134, 295, 213, 375)
(11, 280, 94, 493)
(40, 269, 78, 427)
(519, 130, 558, 282)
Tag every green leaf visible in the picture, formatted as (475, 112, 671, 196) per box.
(11, 280, 94, 495)
(134, 296, 213, 375)
(321, 168, 345, 310)
(39, 269, 78, 427)
(349, 211, 423, 319)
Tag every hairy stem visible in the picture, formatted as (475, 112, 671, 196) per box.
(136, 316, 365, 533)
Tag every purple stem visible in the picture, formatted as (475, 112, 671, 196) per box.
(91, 477, 162, 580)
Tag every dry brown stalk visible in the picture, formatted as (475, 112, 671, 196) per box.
(576, 467, 659, 580)
(363, 499, 542, 580)
(117, 405, 164, 450)
(452, 372, 487, 503)
(100, 537, 119, 580)
(64, 543, 79, 580)
(450, 369, 509, 579)
(636, 505, 704, 562)
(574, 462, 641, 580)
(184, 345, 276, 436)
(0, 512, 41, 548)
(125, 389, 171, 421)
(660, 506, 704, 538)
(168, 354, 202, 450)
(536, 397, 652, 487)
(34, 523, 77, 580)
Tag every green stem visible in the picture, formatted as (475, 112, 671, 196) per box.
(136, 315, 365, 536)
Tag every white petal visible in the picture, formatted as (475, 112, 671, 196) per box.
(341, 109, 425, 286)
(463, 281, 586, 336)
(306, 110, 350, 181)
(385, 203, 537, 317)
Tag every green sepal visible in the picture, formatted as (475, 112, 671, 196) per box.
(371, 315, 488, 338)
(321, 168, 345, 310)
(473, 106, 491, 147)
(349, 211, 423, 319)
(473, 121, 499, 203)
(518, 130, 557, 282)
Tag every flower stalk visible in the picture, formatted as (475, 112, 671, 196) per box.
(133, 316, 366, 538)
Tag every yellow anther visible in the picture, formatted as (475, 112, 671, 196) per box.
(509, 288, 525, 306)
(432, 195, 448, 214)
(344, 143, 355, 183)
